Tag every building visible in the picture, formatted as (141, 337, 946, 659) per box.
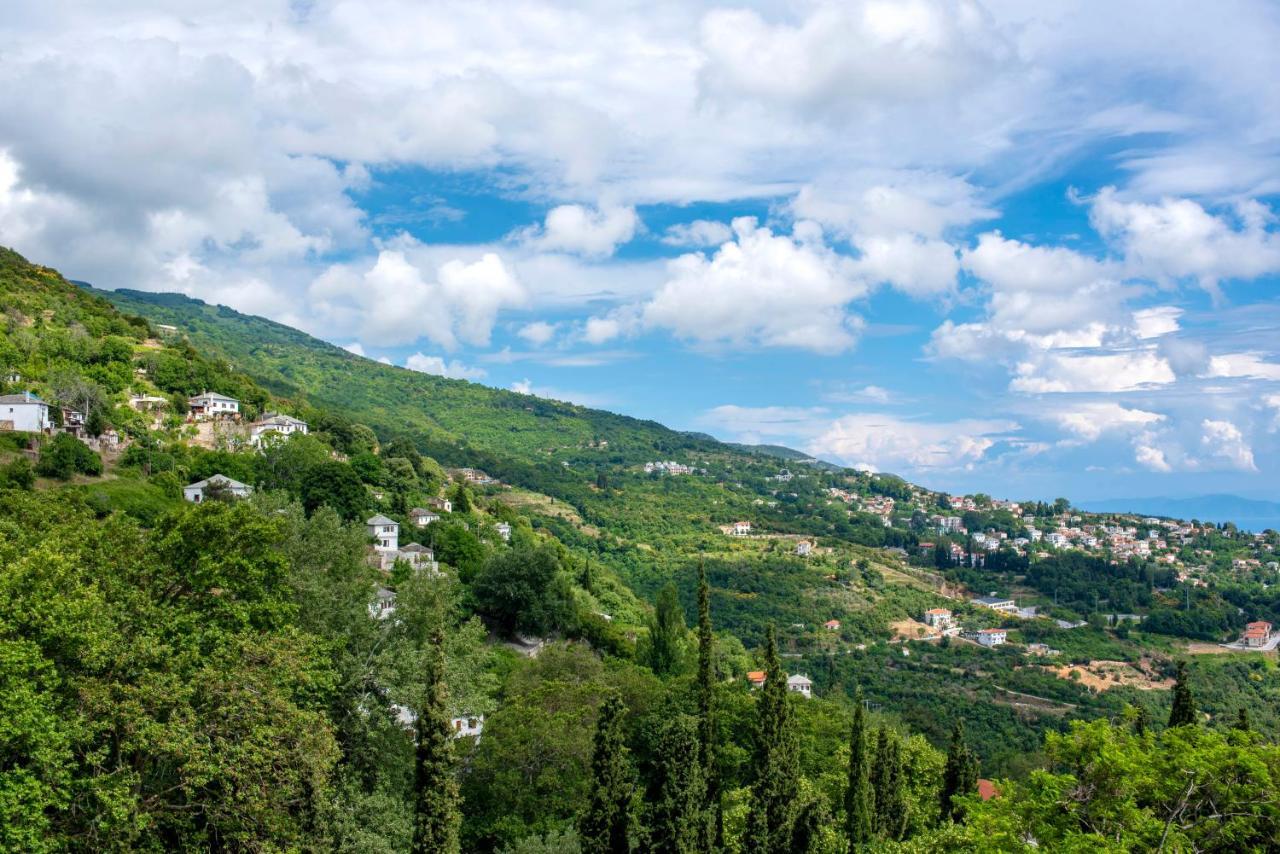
(367, 514, 399, 552)
(395, 542, 439, 573)
(61, 408, 86, 437)
(794, 540, 813, 557)
(409, 508, 441, 527)
(1026, 643, 1060, 657)
(970, 595, 1018, 614)
(183, 474, 253, 503)
(0, 392, 51, 433)
(976, 628, 1007, 647)
(369, 586, 397, 620)
(747, 671, 767, 689)
(128, 393, 169, 412)
(451, 715, 484, 739)
(427, 496, 453, 514)
(730, 521, 752, 536)
(823, 619, 841, 631)
(1242, 620, 1273, 648)
(249, 412, 308, 445)
(922, 608, 953, 628)
(187, 391, 240, 420)
(786, 674, 813, 698)
(496, 522, 512, 542)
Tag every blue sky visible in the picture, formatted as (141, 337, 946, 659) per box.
(2, 1, 1280, 503)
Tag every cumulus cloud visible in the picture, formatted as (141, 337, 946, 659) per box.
(1091, 188, 1280, 291)
(1049, 402, 1165, 442)
(309, 248, 526, 349)
(1200, 419, 1257, 471)
(661, 219, 734, 247)
(854, 232, 959, 297)
(1009, 351, 1175, 394)
(516, 204, 640, 257)
(343, 342, 367, 357)
(405, 352, 487, 380)
(639, 217, 867, 353)
(517, 321, 558, 347)
(808, 413, 1019, 472)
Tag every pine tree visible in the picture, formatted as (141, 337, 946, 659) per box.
(744, 625, 799, 853)
(581, 694, 633, 854)
(412, 627, 460, 854)
(1168, 661, 1197, 728)
(646, 715, 707, 854)
(845, 689, 873, 848)
(939, 720, 979, 822)
(648, 582, 686, 676)
(696, 559, 721, 852)
(1235, 706, 1251, 732)
(1133, 703, 1150, 736)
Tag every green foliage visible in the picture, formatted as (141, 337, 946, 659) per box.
(644, 714, 707, 854)
(745, 625, 800, 853)
(35, 434, 102, 479)
(940, 720, 979, 822)
(646, 582, 687, 676)
(471, 545, 573, 637)
(845, 689, 873, 846)
(413, 627, 461, 854)
(1169, 660, 1198, 728)
(580, 693, 634, 854)
(301, 460, 368, 521)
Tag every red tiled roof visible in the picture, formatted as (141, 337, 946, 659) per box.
(977, 779, 999, 801)
(747, 671, 766, 682)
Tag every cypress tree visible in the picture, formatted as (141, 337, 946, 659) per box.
(646, 715, 707, 854)
(1168, 661, 1197, 728)
(869, 728, 891, 830)
(789, 794, 830, 854)
(451, 481, 471, 514)
(880, 735, 908, 841)
(844, 689, 872, 847)
(1235, 706, 1251, 732)
(1133, 703, 1150, 736)
(412, 627, 460, 854)
(744, 625, 799, 853)
(648, 582, 686, 676)
(696, 559, 721, 851)
(581, 694, 633, 854)
(939, 720, 978, 822)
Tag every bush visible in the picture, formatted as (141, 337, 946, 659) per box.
(35, 434, 103, 480)
(0, 456, 35, 490)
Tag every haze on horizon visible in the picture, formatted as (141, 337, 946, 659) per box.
(2, 0, 1279, 503)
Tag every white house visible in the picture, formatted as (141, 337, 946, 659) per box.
(249, 412, 308, 445)
(786, 674, 813, 699)
(922, 608, 953, 628)
(794, 540, 813, 557)
(976, 628, 1007, 647)
(971, 595, 1018, 614)
(369, 586, 397, 620)
(409, 508, 441, 527)
(188, 391, 240, 420)
(451, 715, 484, 739)
(396, 542, 439, 573)
(427, 496, 453, 514)
(183, 474, 253, 503)
(730, 521, 752, 536)
(0, 392, 51, 433)
(496, 522, 512, 542)
(367, 514, 399, 552)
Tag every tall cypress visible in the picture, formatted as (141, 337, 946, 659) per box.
(1235, 706, 1251, 732)
(648, 582, 686, 676)
(880, 735, 908, 841)
(939, 720, 978, 822)
(646, 715, 707, 854)
(581, 694, 633, 854)
(844, 689, 873, 847)
(869, 728, 891, 831)
(696, 559, 721, 851)
(1132, 703, 1150, 736)
(1167, 661, 1197, 728)
(412, 627, 460, 854)
(744, 625, 799, 854)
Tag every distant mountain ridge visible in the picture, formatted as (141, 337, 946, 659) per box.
(1079, 494, 1280, 532)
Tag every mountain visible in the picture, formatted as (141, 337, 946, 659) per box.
(1079, 494, 1280, 532)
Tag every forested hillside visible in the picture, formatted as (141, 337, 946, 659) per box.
(2, 247, 1279, 852)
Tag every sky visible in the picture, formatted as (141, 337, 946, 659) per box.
(2, 1, 1280, 503)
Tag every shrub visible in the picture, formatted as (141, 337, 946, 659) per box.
(35, 434, 103, 480)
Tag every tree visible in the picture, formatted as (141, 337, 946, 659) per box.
(939, 720, 978, 822)
(35, 433, 102, 480)
(451, 481, 472, 514)
(300, 461, 367, 521)
(871, 729, 907, 840)
(845, 689, 873, 847)
(471, 545, 572, 637)
(695, 560, 720, 851)
(1167, 661, 1197, 728)
(412, 627, 461, 854)
(645, 715, 706, 854)
(1234, 707, 1251, 732)
(744, 625, 799, 853)
(580, 694, 633, 854)
(647, 582, 686, 676)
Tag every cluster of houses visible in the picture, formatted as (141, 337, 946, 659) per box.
(746, 671, 813, 698)
(643, 460, 697, 475)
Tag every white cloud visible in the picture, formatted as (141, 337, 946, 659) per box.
(822, 384, 894, 404)
(405, 352, 487, 380)
(639, 217, 867, 353)
(1264, 394, 1280, 431)
(1091, 188, 1280, 291)
(1134, 438, 1173, 473)
(516, 204, 640, 257)
(1206, 352, 1280, 382)
(854, 232, 958, 296)
(309, 248, 526, 349)
(1200, 419, 1257, 471)
(517, 321, 558, 347)
(1049, 402, 1165, 442)
(661, 219, 734, 248)
(343, 342, 367, 357)
(699, 405, 830, 446)
(808, 413, 1019, 472)
(1009, 351, 1175, 394)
